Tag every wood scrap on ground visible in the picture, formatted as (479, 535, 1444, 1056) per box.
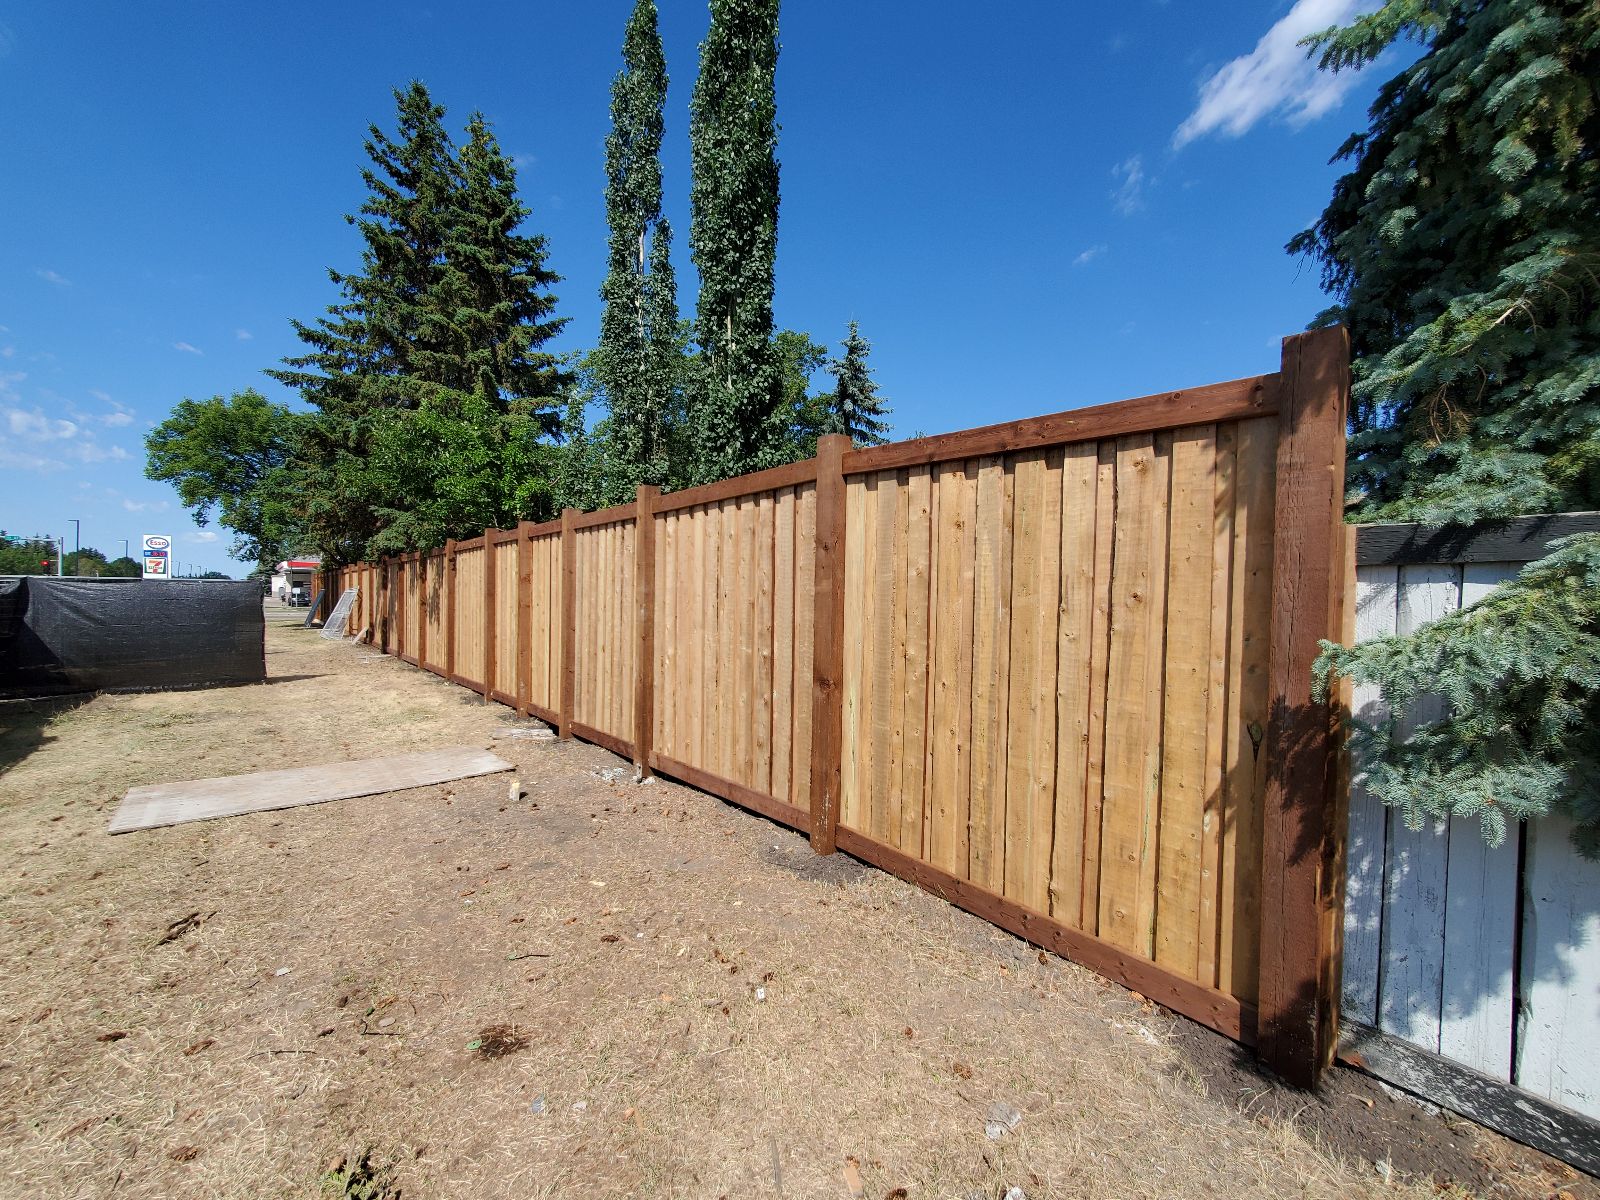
(107, 746, 513, 834)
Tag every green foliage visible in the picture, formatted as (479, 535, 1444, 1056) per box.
(144, 390, 308, 570)
(63, 547, 108, 577)
(596, 0, 686, 495)
(0, 537, 58, 575)
(1290, 0, 1600, 522)
(1296, 1, 1600, 849)
(688, 0, 785, 482)
(1316, 536, 1600, 854)
(816, 321, 891, 446)
(102, 556, 141, 578)
(267, 82, 569, 562)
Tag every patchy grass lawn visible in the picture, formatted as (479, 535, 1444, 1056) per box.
(0, 614, 1591, 1199)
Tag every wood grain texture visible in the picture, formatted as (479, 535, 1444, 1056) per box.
(1257, 325, 1349, 1088)
(968, 456, 1014, 890)
(807, 434, 850, 854)
(844, 374, 1278, 473)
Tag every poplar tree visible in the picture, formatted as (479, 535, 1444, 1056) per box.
(817, 321, 891, 446)
(596, 0, 683, 498)
(1297, 1, 1600, 849)
(688, 0, 783, 482)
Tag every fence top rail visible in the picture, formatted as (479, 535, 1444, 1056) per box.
(1354, 511, 1600, 566)
(520, 517, 563, 540)
(842, 372, 1280, 474)
(571, 504, 637, 532)
(653, 457, 819, 514)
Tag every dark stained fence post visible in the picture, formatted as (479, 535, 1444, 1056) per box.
(1258, 325, 1350, 1088)
(484, 530, 499, 702)
(560, 509, 577, 740)
(444, 539, 459, 681)
(516, 521, 534, 718)
(808, 434, 851, 855)
(635, 486, 660, 777)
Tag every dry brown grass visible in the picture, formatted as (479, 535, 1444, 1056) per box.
(0, 614, 1576, 1198)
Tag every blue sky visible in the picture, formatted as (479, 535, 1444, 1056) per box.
(0, 0, 1386, 576)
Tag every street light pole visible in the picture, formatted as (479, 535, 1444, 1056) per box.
(69, 519, 80, 567)
(120, 538, 129, 561)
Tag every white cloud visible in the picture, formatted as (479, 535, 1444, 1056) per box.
(122, 498, 170, 513)
(173, 341, 204, 356)
(1, 346, 13, 359)
(6, 407, 77, 441)
(192, 530, 219, 543)
(1174, 0, 1373, 149)
(235, 328, 253, 341)
(102, 410, 134, 427)
(1073, 244, 1109, 267)
(88, 388, 112, 403)
(1110, 156, 1145, 215)
(35, 268, 71, 287)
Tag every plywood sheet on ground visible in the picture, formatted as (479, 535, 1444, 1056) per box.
(108, 746, 514, 834)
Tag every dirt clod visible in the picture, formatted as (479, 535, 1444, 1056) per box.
(471, 1024, 530, 1060)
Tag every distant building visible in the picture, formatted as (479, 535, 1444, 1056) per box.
(270, 556, 322, 604)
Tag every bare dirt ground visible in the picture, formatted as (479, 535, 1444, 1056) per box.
(1, 609, 1594, 1200)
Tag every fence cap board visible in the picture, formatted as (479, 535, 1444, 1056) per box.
(571, 504, 636, 531)
(842, 372, 1279, 474)
(654, 457, 820, 513)
(1354, 512, 1600, 566)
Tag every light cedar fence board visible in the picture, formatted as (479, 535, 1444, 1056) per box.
(887, 474, 911, 849)
(793, 483, 818, 812)
(1197, 424, 1236, 983)
(1218, 418, 1276, 999)
(327, 335, 1356, 1084)
(1078, 443, 1117, 930)
(754, 494, 775, 797)
(1049, 443, 1099, 926)
(1098, 433, 1162, 953)
(109, 747, 514, 834)
(927, 462, 977, 876)
(968, 456, 1014, 891)
(901, 467, 933, 856)
(1155, 426, 1217, 978)
(772, 489, 796, 806)
(1003, 449, 1062, 913)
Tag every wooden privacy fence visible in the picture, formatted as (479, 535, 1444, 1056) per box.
(323, 327, 1352, 1086)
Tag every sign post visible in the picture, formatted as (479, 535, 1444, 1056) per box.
(141, 534, 172, 580)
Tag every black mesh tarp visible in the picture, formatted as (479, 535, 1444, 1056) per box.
(0, 578, 264, 697)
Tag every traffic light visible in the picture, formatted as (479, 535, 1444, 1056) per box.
(40, 560, 51, 570)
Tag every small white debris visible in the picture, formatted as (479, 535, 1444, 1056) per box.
(508, 775, 523, 803)
(1374, 1159, 1393, 1184)
(985, 1101, 1023, 1140)
(274, 967, 290, 977)
(754, 987, 767, 1002)
(1004, 1188, 1028, 1200)
(572, 1100, 588, 1114)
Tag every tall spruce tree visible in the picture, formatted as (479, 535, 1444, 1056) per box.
(818, 321, 891, 446)
(596, 0, 683, 499)
(271, 85, 570, 559)
(1296, 1, 1600, 849)
(688, 0, 784, 483)
(268, 82, 458, 562)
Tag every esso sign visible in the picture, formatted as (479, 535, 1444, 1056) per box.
(143, 535, 171, 551)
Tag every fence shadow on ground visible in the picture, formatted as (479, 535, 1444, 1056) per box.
(0, 695, 93, 778)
